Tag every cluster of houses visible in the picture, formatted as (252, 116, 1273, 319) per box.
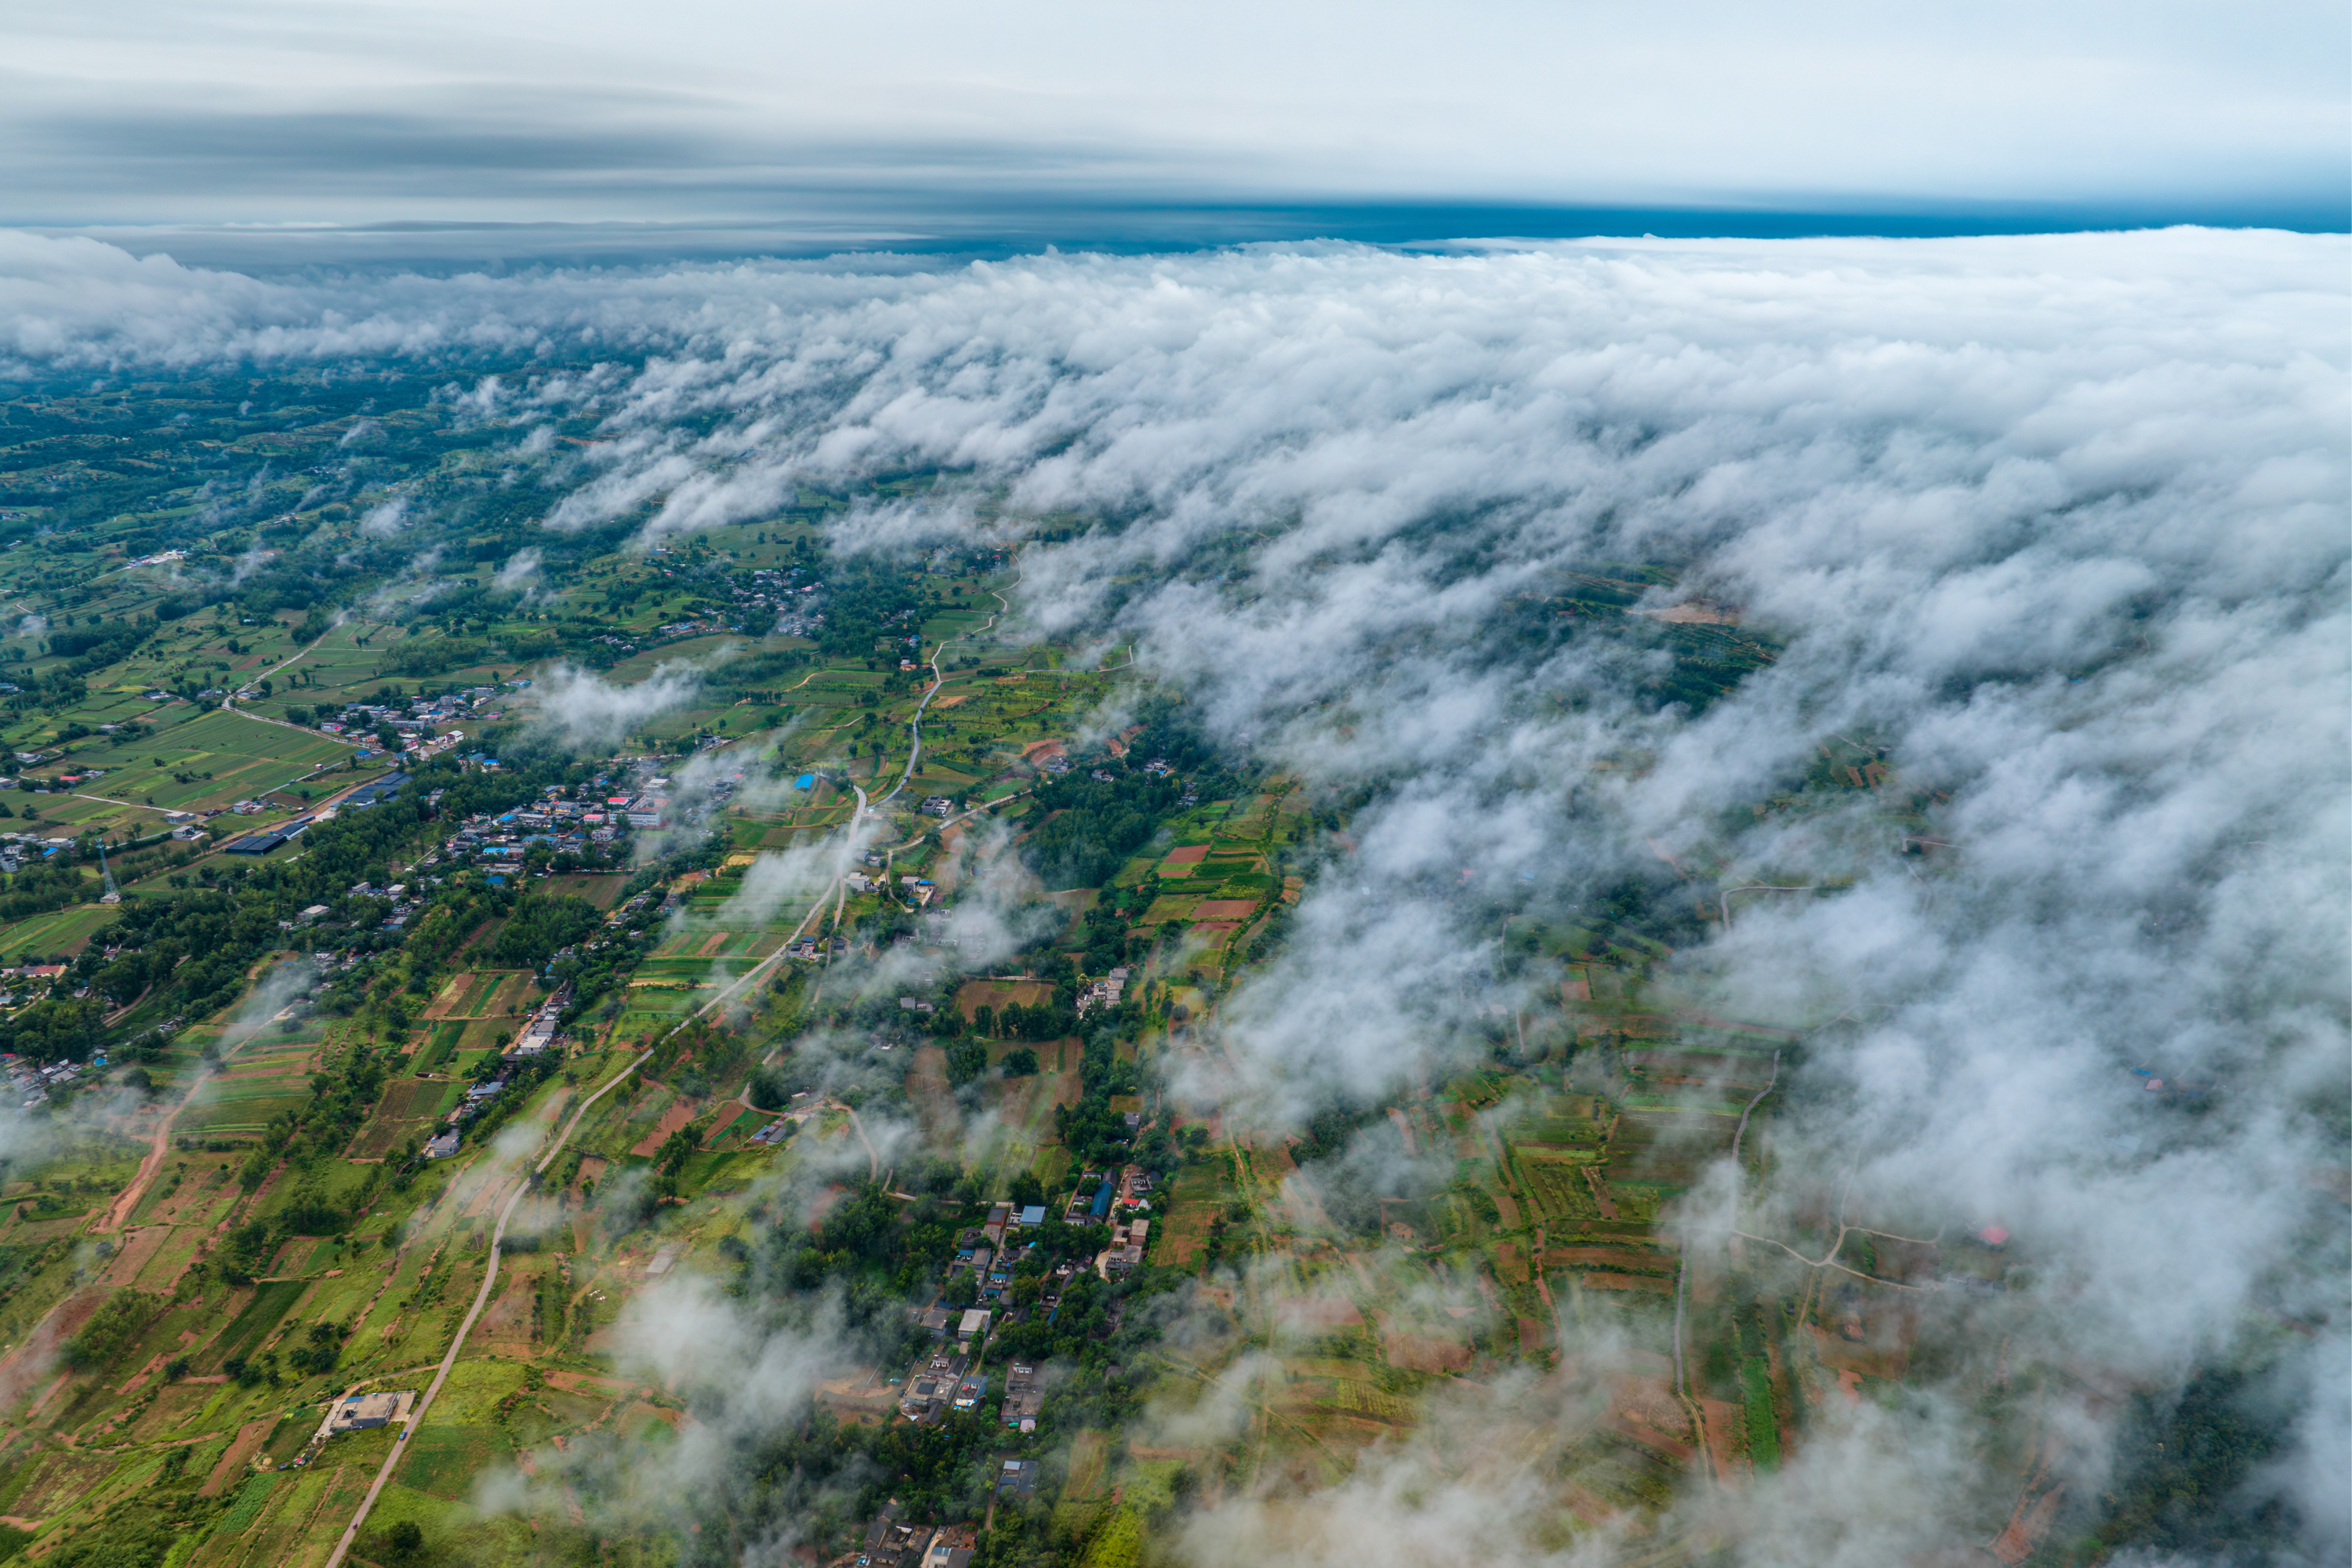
(318, 684, 517, 753)
(893, 1166, 1164, 1429)
(949, 1201, 1051, 1306)
(0, 833, 74, 874)
(0, 962, 69, 1004)
(1101, 1214, 1150, 1279)
(854, 1506, 973, 1568)
(415, 987, 574, 1159)
(331, 879, 425, 933)
(437, 781, 634, 869)
(998, 1362, 1045, 1433)
(1076, 965, 1131, 1015)
(1063, 1163, 1153, 1225)
(2, 1049, 90, 1108)
(507, 992, 565, 1057)
(846, 872, 935, 906)
(898, 1337, 978, 1424)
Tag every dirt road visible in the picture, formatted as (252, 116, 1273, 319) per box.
(96, 1065, 213, 1232)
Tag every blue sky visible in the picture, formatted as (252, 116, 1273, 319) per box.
(3, 0, 2345, 259)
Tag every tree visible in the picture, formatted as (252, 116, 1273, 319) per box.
(387, 1519, 426, 1562)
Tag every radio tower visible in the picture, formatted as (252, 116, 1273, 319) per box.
(97, 840, 122, 905)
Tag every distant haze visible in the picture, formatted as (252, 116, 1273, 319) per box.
(2, 0, 2345, 263)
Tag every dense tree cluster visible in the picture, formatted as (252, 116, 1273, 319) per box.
(490, 889, 602, 969)
(1021, 771, 1184, 892)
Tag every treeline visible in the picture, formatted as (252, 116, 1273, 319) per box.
(44, 617, 154, 672)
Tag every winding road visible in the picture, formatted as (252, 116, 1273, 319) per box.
(323, 562, 1047, 1563)
(316, 550, 1161, 1555)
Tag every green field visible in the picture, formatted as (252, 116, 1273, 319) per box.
(209, 1279, 307, 1368)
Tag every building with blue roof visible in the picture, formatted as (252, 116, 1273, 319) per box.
(343, 771, 411, 810)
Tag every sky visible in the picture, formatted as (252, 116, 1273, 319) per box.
(1, 0, 2346, 264)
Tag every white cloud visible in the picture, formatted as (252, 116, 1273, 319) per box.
(358, 497, 408, 536)
(492, 546, 543, 593)
(0, 2, 2341, 238)
(524, 661, 701, 748)
(0, 227, 2341, 1559)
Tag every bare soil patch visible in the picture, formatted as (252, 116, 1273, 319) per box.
(99, 1226, 171, 1287)
(1637, 600, 1740, 625)
(201, 1417, 273, 1495)
(475, 1269, 537, 1357)
(906, 1046, 953, 1142)
(1698, 1396, 1749, 1483)
(629, 1098, 702, 1158)
(423, 972, 475, 1019)
(954, 978, 1051, 1019)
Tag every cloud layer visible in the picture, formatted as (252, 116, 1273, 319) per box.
(4, 228, 2344, 1559)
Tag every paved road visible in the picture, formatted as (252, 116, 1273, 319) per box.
(875, 556, 1016, 812)
(321, 865, 855, 1566)
(321, 1054, 649, 1568)
(220, 632, 339, 734)
(324, 562, 1042, 1563)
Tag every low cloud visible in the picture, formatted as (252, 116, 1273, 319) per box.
(0, 228, 2340, 1560)
(358, 497, 408, 536)
(492, 546, 543, 595)
(524, 661, 700, 749)
(212, 958, 314, 1054)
